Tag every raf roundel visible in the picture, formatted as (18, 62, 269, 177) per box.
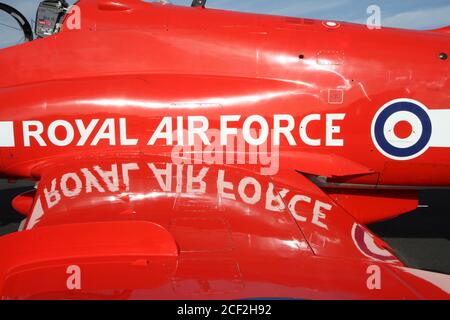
(371, 99, 433, 160)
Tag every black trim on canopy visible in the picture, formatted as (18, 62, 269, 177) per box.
(0, 2, 34, 42)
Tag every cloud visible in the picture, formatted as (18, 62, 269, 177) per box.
(2, 0, 40, 20)
(176, 0, 351, 16)
(270, 0, 351, 16)
(0, 1, 38, 48)
(1, 0, 449, 50)
(382, 4, 450, 30)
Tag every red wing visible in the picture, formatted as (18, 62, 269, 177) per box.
(0, 156, 447, 299)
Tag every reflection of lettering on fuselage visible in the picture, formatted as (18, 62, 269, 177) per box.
(37, 162, 332, 230)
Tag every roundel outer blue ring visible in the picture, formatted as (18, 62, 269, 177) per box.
(373, 101, 432, 159)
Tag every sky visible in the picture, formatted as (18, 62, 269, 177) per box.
(0, 0, 449, 48)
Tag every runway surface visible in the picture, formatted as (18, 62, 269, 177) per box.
(0, 180, 449, 274)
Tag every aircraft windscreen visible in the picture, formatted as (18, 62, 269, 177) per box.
(0, 10, 26, 47)
(0, 0, 77, 50)
(0, 1, 206, 49)
(35, 0, 70, 38)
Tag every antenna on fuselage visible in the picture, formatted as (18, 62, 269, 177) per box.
(191, 0, 206, 8)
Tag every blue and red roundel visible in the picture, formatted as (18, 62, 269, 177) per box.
(371, 99, 432, 160)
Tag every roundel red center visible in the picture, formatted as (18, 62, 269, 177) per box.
(393, 120, 413, 139)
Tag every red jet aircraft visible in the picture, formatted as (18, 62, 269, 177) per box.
(0, 0, 449, 299)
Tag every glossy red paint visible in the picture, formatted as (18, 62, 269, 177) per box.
(0, 0, 449, 299)
(1, 156, 448, 299)
(325, 189, 418, 224)
(11, 190, 35, 216)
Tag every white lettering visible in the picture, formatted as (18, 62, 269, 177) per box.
(274, 114, 296, 146)
(188, 116, 210, 146)
(48, 120, 74, 146)
(44, 178, 61, 208)
(81, 168, 105, 193)
(148, 117, 173, 145)
(312, 200, 332, 229)
(243, 115, 269, 146)
(23, 121, 46, 147)
(326, 113, 345, 146)
(60, 172, 82, 197)
(238, 177, 262, 204)
(299, 114, 321, 146)
(288, 195, 311, 222)
(187, 165, 208, 193)
(266, 183, 288, 212)
(220, 115, 240, 146)
(91, 119, 116, 146)
(94, 165, 119, 192)
(76, 119, 99, 146)
(148, 163, 172, 192)
(217, 170, 235, 200)
(120, 118, 138, 146)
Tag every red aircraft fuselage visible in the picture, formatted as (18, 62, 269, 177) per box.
(1, 0, 450, 300)
(0, 0, 449, 186)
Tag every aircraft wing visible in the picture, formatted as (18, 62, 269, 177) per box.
(0, 155, 448, 299)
